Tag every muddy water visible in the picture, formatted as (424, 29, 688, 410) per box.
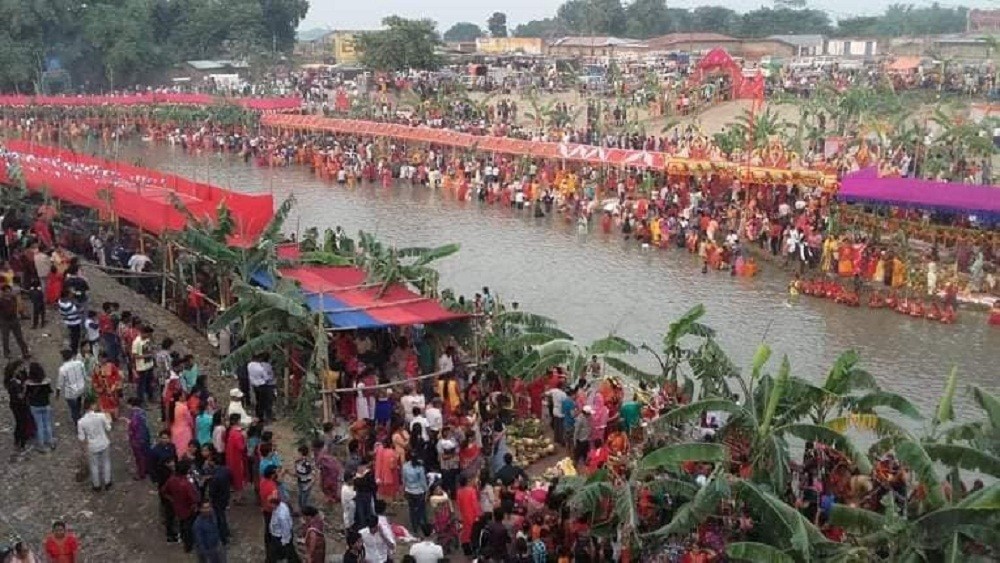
(125, 145, 1000, 417)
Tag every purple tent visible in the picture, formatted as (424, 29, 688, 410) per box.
(838, 168, 1000, 221)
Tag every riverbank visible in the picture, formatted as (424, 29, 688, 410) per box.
(0, 264, 270, 562)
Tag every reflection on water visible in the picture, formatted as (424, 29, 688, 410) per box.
(124, 145, 1000, 417)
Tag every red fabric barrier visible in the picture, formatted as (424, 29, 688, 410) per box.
(0, 93, 301, 112)
(0, 141, 273, 242)
(261, 114, 671, 168)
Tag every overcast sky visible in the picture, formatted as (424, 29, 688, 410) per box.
(299, 0, 995, 32)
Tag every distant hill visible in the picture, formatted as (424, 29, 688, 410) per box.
(297, 28, 331, 42)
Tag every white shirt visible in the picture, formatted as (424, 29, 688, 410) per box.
(268, 501, 294, 545)
(341, 484, 356, 529)
(409, 540, 445, 563)
(77, 411, 112, 453)
(546, 388, 567, 418)
(128, 253, 151, 273)
(437, 353, 454, 374)
(58, 359, 87, 400)
(361, 526, 394, 563)
(247, 361, 273, 387)
(425, 406, 443, 433)
(400, 393, 425, 424)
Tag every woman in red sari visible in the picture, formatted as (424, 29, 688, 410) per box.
(374, 439, 400, 501)
(455, 474, 481, 552)
(224, 413, 248, 494)
(44, 266, 62, 305)
(92, 353, 122, 420)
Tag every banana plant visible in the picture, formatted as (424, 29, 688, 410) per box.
(653, 346, 872, 495)
(507, 333, 638, 382)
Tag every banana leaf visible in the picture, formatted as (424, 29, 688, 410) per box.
(970, 385, 1000, 430)
(828, 504, 886, 535)
(644, 470, 730, 539)
(726, 542, 796, 563)
(895, 440, 945, 509)
(781, 423, 872, 474)
(848, 391, 923, 419)
(922, 443, 1000, 479)
(222, 331, 311, 372)
(602, 356, 660, 383)
(653, 399, 745, 426)
(589, 335, 638, 355)
(734, 479, 826, 556)
(934, 367, 959, 427)
(638, 443, 728, 471)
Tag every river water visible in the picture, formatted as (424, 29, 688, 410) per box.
(124, 145, 999, 416)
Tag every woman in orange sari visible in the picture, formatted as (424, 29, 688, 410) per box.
(92, 353, 122, 420)
(391, 423, 410, 461)
(455, 474, 481, 552)
(374, 438, 401, 501)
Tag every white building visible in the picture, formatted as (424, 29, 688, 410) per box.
(824, 38, 878, 58)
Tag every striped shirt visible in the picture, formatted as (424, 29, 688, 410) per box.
(58, 299, 82, 326)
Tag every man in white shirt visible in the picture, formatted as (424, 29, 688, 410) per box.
(128, 252, 151, 273)
(545, 383, 568, 446)
(400, 385, 425, 425)
(424, 399, 443, 435)
(360, 515, 394, 563)
(57, 349, 87, 424)
(132, 325, 155, 407)
(247, 354, 275, 422)
(267, 496, 296, 560)
(77, 398, 113, 491)
(436, 350, 453, 375)
(408, 525, 444, 563)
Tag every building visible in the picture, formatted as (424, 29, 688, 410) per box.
(644, 32, 741, 54)
(294, 30, 371, 64)
(547, 36, 646, 58)
(968, 9, 1000, 33)
(767, 34, 825, 57)
(475, 37, 544, 55)
(889, 34, 993, 61)
(824, 38, 878, 58)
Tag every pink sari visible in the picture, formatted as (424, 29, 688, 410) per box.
(171, 401, 194, 454)
(374, 444, 400, 499)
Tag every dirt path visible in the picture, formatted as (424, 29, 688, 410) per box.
(0, 265, 267, 562)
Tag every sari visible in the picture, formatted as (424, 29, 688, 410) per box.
(456, 484, 481, 545)
(374, 443, 401, 499)
(430, 493, 459, 550)
(314, 450, 342, 502)
(92, 361, 121, 419)
(225, 426, 248, 492)
(171, 400, 194, 454)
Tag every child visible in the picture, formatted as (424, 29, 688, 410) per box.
(43, 520, 79, 563)
(295, 444, 315, 512)
(84, 311, 100, 351)
(26, 279, 45, 329)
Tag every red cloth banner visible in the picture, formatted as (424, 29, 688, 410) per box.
(0, 140, 273, 242)
(0, 93, 301, 112)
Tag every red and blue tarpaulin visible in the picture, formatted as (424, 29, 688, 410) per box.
(251, 266, 469, 330)
(839, 167, 1000, 221)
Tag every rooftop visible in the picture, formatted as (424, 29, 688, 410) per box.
(767, 34, 826, 46)
(549, 36, 643, 48)
(644, 33, 738, 49)
(185, 60, 249, 71)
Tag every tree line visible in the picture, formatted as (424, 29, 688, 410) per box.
(0, 0, 309, 93)
(443, 1, 971, 42)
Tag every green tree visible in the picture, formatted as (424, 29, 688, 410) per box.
(689, 6, 739, 34)
(487, 12, 508, 38)
(443, 22, 484, 42)
(624, 0, 670, 39)
(557, 0, 627, 36)
(259, 0, 311, 53)
(356, 16, 443, 72)
(512, 18, 570, 38)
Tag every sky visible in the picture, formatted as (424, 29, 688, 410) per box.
(298, 0, 998, 32)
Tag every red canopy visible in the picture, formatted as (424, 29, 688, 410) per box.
(0, 140, 273, 241)
(0, 93, 301, 112)
(261, 265, 470, 328)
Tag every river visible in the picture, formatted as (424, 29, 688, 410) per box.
(122, 145, 999, 417)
